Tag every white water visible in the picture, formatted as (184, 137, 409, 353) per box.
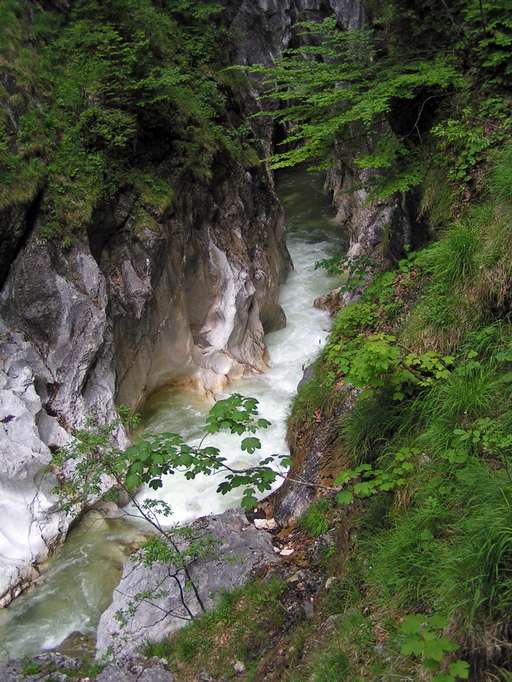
(140, 243, 337, 523)
(0, 168, 341, 660)
(139, 169, 339, 521)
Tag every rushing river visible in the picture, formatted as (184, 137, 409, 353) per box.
(0, 168, 340, 661)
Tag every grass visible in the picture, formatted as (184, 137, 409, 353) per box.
(19, 657, 103, 679)
(311, 649, 351, 681)
(21, 659, 44, 676)
(143, 578, 287, 680)
(300, 498, 332, 537)
(400, 148, 512, 354)
(341, 388, 405, 464)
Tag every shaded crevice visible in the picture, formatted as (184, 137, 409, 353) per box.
(0, 185, 45, 289)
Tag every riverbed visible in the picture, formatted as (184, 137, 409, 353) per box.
(0, 168, 340, 660)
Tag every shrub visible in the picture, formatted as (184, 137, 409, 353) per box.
(331, 302, 378, 340)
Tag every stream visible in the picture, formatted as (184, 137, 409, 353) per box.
(0, 168, 341, 661)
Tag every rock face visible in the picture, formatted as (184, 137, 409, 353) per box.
(272, 385, 359, 525)
(230, 0, 366, 66)
(96, 509, 277, 658)
(107, 161, 290, 406)
(0, 237, 124, 606)
(326, 132, 418, 264)
(0, 148, 289, 606)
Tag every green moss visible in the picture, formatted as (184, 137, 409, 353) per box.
(127, 170, 174, 214)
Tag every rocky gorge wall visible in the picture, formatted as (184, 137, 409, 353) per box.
(0, 3, 296, 605)
(0, 142, 291, 606)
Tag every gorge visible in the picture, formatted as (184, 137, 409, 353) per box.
(1, 0, 512, 680)
(0, 166, 339, 661)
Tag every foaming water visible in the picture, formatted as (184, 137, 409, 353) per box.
(0, 168, 342, 660)
(139, 168, 340, 523)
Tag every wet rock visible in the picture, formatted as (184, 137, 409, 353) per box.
(57, 630, 96, 659)
(272, 386, 359, 526)
(297, 362, 317, 392)
(0, 236, 125, 606)
(92, 501, 122, 518)
(96, 509, 278, 658)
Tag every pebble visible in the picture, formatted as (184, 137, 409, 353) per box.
(234, 661, 246, 674)
(254, 518, 277, 530)
(280, 547, 294, 556)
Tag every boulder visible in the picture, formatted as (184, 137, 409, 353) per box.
(96, 509, 277, 658)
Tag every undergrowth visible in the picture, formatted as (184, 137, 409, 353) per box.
(280, 142, 512, 680)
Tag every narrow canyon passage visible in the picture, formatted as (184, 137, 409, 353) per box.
(0, 168, 341, 661)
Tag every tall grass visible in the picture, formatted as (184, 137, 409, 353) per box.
(341, 389, 405, 464)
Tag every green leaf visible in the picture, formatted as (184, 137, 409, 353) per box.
(429, 614, 448, 629)
(424, 638, 450, 662)
(240, 437, 262, 454)
(241, 487, 258, 510)
(336, 490, 354, 506)
(400, 636, 424, 656)
(125, 472, 140, 491)
(448, 660, 470, 679)
(400, 614, 427, 635)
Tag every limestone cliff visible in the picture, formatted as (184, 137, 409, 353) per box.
(0, 146, 291, 607)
